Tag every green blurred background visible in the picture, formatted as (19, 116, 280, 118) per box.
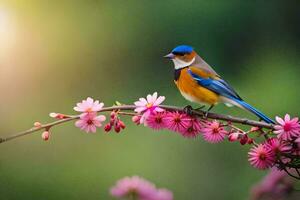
(0, 1, 299, 199)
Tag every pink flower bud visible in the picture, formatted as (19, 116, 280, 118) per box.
(104, 124, 112, 132)
(132, 115, 141, 125)
(250, 126, 260, 132)
(247, 138, 254, 144)
(114, 124, 121, 133)
(34, 122, 42, 128)
(110, 118, 115, 126)
(49, 112, 67, 119)
(110, 112, 116, 119)
(228, 132, 240, 142)
(240, 134, 248, 145)
(49, 112, 58, 118)
(118, 120, 126, 129)
(56, 113, 66, 119)
(42, 131, 50, 141)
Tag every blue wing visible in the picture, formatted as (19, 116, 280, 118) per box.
(187, 69, 242, 100)
(187, 69, 275, 124)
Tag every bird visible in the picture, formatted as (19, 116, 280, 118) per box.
(164, 45, 275, 124)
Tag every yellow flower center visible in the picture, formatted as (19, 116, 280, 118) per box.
(146, 103, 153, 108)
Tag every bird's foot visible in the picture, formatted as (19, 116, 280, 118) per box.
(203, 105, 214, 119)
(194, 105, 205, 111)
(183, 105, 194, 116)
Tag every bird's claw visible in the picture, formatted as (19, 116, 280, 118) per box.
(183, 105, 194, 116)
(203, 111, 209, 119)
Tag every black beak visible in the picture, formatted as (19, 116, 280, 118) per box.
(164, 53, 175, 59)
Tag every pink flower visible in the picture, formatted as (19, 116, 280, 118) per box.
(74, 97, 104, 113)
(201, 120, 227, 143)
(75, 112, 106, 133)
(134, 92, 165, 123)
(248, 144, 274, 169)
(110, 176, 158, 200)
(154, 189, 173, 200)
(164, 111, 190, 133)
(180, 117, 202, 138)
(274, 114, 300, 140)
(264, 138, 292, 155)
(145, 112, 167, 130)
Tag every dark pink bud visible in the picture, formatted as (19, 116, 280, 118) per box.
(118, 120, 126, 129)
(104, 124, 112, 132)
(110, 112, 116, 119)
(240, 134, 249, 145)
(114, 124, 121, 133)
(247, 138, 254, 144)
(110, 119, 115, 126)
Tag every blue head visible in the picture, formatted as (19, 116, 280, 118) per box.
(165, 45, 197, 69)
(171, 45, 194, 55)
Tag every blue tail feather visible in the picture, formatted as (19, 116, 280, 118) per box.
(234, 99, 275, 124)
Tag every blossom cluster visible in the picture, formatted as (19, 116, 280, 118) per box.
(73, 97, 106, 133)
(110, 176, 173, 200)
(248, 115, 300, 170)
(132, 93, 300, 172)
(43, 92, 300, 178)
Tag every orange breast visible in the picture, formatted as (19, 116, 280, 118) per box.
(175, 67, 219, 105)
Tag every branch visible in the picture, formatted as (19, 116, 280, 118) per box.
(0, 105, 273, 144)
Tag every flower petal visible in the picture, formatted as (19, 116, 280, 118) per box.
(284, 114, 290, 122)
(95, 115, 106, 122)
(275, 116, 285, 125)
(154, 96, 165, 106)
(146, 94, 153, 103)
(134, 107, 147, 113)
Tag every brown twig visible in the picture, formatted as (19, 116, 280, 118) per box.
(0, 105, 274, 144)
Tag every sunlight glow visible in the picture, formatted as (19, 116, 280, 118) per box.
(0, 7, 16, 59)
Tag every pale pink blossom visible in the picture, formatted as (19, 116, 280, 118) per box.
(164, 111, 190, 133)
(248, 144, 274, 169)
(134, 92, 165, 123)
(110, 176, 158, 200)
(74, 97, 104, 113)
(274, 114, 300, 140)
(75, 112, 106, 133)
(145, 112, 167, 130)
(202, 120, 227, 143)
